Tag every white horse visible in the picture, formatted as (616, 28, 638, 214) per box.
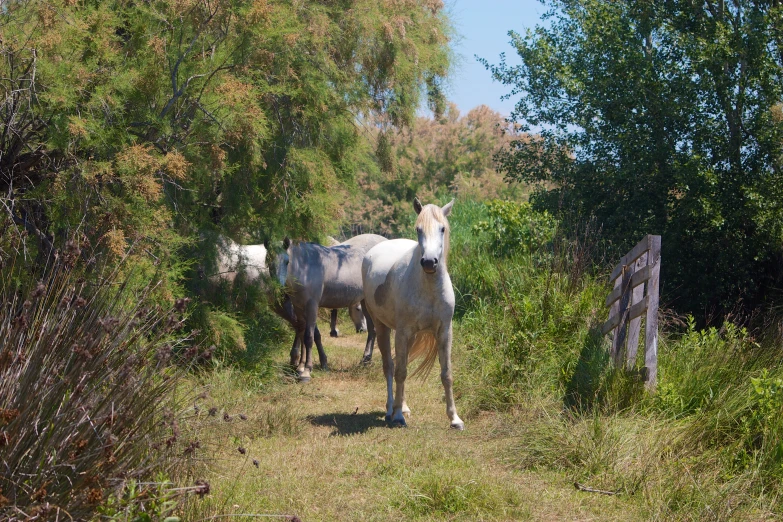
(362, 198, 464, 430)
(275, 234, 387, 382)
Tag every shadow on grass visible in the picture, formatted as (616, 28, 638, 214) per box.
(564, 326, 647, 413)
(308, 411, 388, 436)
(563, 326, 611, 412)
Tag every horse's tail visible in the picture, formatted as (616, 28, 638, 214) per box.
(408, 331, 438, 381)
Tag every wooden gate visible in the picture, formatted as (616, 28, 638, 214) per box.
(601, 235, 661, 390)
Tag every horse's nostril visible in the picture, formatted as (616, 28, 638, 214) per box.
(421, 258, 438, 273)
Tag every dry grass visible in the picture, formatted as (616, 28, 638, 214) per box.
(181, 318, 643, 521)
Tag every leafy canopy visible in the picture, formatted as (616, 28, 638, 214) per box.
(483, 0, 783, 321)
(0, 0, 451, 293)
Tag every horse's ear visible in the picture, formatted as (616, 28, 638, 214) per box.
(441, 199, 455, 217)
(283, 237, 290, 250)
(413, 198, 423, 215)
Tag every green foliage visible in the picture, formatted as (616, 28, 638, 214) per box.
(484, 0, 783, 322)
(472, 200, 557, 258)
(450, 200, 605, 411)
(1, 0, 453, 302)
(451, 196, 783, 516)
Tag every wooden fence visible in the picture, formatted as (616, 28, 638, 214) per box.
(601, 235, 661, 390)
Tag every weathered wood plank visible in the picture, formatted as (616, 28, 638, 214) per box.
(644, 236, 661, 390)
(605, 264, 652, 307)
(627, 294, 649, 321)
(601, 312, 621, 335)
(609, 235, 654, 281)
(611, 260, 633, 367)
(625, 253, 647, 370)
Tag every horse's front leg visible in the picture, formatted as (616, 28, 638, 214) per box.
(438, 322, 464, 430)
(290, 332, 302, 369)
(391, 328, 411, 427)
(299, 301, 319, 383)
(360, 299, 375, 365)
(329, 309, 339, 337)
(374, 321, 394, 421)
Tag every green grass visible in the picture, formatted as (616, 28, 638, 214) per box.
(176, 197, 783, 520)
(178, 330, 641, 521)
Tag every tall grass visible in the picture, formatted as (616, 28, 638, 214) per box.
(449, 197, 783, 518)
(0, 260, 204, 519)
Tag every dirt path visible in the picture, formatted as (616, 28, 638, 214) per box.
(187, 324, 641, 521)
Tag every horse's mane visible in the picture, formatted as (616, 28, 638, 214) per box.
(414, 204, 450, 267)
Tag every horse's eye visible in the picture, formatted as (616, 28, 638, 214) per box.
(440, 226, 445, 233)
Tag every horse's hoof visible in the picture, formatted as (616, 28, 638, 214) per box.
(450, 421, 465, 431)
(330, 330, 339, 338)
(360, 356, 372, 366)
(384, 414, 392, 423)
(297, 370, 311, 383)
(320, 364, 329, 372)
(391, 418, 407, 428)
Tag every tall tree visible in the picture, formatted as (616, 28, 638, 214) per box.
(347, 104, 526, 236)
(0, 0, 451, 294)
(484, 0, 783, 321)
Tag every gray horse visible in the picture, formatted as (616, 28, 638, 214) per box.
(207, 236, 364, 366)
(274, 233, 387, 382)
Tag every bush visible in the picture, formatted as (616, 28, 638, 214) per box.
(471, 200, 557, 259)
(0, 264, 200, 519)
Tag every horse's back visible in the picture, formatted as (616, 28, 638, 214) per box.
(214, 236, 268, 283)
(341, 233, 387, 250)
(362, 239, 417, 327)
(240, 244, 268, 281)
(290, 235, 386, 309)
(362, 239, 416, 280)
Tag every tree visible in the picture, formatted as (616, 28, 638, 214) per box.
(484, 0, 783, 322)
(346, 103, 527, 236)
(0, 0, 452, 296)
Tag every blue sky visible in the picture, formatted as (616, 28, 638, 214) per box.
(445, 0, 549, 117)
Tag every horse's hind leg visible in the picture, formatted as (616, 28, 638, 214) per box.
(374, 322, 394, 422)
(438, 322, 464, 430)
(360, 299, 376, 365)
(329, 309, 339, 337)
(314, 325, 328, 370)
(298, 301, 319, 383)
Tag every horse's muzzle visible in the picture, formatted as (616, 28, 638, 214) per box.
(421, 258, 438, 274)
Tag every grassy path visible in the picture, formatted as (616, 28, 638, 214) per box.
(185, 324, 642, 521)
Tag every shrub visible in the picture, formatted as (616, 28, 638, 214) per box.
(0, 264, 200, 519)
(472, 199, 557, 259)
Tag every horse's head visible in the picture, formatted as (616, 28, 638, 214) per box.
(266, 237, 292, 286)
(349, 302, 367, 333)
(413, 198, 453, 274)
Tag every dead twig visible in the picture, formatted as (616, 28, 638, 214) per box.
(574, 482, 621, 496)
